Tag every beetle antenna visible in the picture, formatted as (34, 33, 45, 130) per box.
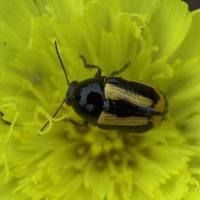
(39, 42, 69, 134)
(55, 41, 70, 86)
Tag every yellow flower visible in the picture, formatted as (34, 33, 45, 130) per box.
(0, 0, 200, 199)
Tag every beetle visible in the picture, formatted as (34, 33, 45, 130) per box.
(41, 41, 167, 133)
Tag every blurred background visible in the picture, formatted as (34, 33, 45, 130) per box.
(183, 0, 200, 11)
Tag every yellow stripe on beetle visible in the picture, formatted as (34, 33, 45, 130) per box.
(98, 112, 150, 126)
(123, 78, 167, 113)
(105, 83, 154, 108)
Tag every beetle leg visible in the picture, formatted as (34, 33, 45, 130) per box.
(67, 118, 88, 127)
(109, 62, 130, 76)
(80, 55, 102, 77)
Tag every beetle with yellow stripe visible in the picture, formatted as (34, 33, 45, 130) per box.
(41, 42, 168, 133)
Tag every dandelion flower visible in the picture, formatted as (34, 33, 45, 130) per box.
(0, 0, 200, 199)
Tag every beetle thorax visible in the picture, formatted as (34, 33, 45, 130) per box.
(69, 77, 105, 124)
